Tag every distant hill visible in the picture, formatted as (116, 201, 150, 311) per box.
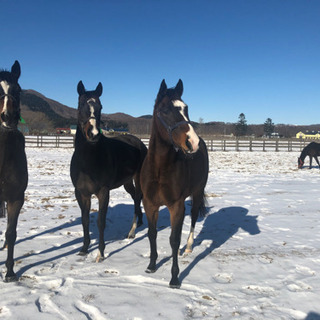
(18, 89, 320, 137)
(20, 89, 152, 135)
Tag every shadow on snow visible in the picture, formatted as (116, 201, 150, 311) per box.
(1, 204, 260, 285)
(179, 206, 260, 284)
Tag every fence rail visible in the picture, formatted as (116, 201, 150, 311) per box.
(24, 135, 311, 152)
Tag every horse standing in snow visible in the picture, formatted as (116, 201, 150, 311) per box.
(0, 61, 28, 282)
(140, 79, 209, 288)
(70, 81, 147, 262)
(298, 142, 320, 169)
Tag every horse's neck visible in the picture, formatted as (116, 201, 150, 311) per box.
(148, 129, 176, 165)
(300, 148, 308, 160)
(74, 126, 101, 152)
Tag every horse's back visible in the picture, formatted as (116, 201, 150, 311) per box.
(71, 133, 147, 193)
(306, 142, 320, 156)
(111, 134, 147, 157)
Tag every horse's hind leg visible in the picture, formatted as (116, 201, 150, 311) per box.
(75, 189, 91, 256)
(5, 198, 24, 282)
(314, 156, 320, 168)
(124, 178, 143, 239)
(144, 200, 159, 273)
(186, 190, 206, 253)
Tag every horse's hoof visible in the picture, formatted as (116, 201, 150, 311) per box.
(78, 251, 88, 256)
(185, 248, 192, 254)
(127, 231, 136, 239)
(169, 280, 181, 289)
(4, 274, 18, 283)
(95, 253, 105, 263)
(145, 268, 156, 274)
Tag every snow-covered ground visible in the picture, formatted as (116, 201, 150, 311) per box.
(1, 148, 320, 320)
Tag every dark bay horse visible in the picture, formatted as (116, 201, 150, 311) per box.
(298, 142, 320, 169)
(140, 79, 209, 288)
(70, 81, 147, 262)
(0, 61, 28, 281)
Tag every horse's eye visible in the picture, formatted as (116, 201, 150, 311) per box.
(162, 106, 171, 114)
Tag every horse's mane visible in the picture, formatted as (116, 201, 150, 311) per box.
(155, 87, 181, 105)
(0, 69, 14, 82)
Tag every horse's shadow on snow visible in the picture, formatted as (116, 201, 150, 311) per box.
(178, 206, 260, 284)
(0, 203, 150, 279)
(1, 204, 260, 284)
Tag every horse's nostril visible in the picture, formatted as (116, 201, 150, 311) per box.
(186, 137, 193, 151)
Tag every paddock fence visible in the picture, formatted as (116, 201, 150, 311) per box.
(24, 135, 313, 152)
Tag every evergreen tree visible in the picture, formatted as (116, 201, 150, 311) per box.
(235, 113, 248, 136)
(264, 118, 275, 137)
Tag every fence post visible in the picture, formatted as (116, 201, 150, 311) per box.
(276, 139, 279, 152)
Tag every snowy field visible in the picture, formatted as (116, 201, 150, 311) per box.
(1, 148, 320, 320)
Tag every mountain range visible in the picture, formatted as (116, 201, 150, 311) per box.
(19, 89, 319, 138)
(20, 89, 152, 135)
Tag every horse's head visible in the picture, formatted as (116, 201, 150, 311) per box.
(0, 61, 22, 130)
(77, 81, 103, 143)
(154, 79, 200, 154)
(298, 157, 304, 169)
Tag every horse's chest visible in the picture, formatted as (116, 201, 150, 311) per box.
(144, 168, 186, 205)
(74, 171, 100, 195)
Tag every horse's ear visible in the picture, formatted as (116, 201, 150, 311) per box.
(157, 79, 167, 98)
(95, 82, 103, 97)
(11, 60, 21, 81)
(77, 81, 86, 95)
(175, 79, 183, 97)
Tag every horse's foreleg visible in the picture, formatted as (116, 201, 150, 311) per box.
(75, 189, 91, 255)
(144, 200, 159, 273)
(168, 200, 185, 289)
(309, 156, 312, 169)
(96, 189, 110, 262)
(5, 198, 24, 282)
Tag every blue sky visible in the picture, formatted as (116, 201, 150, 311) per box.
(2, 0, 320, 125)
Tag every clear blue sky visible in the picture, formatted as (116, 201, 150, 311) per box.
(2, 0, 320, 125)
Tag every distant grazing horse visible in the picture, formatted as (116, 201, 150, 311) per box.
(0, 61, 28, 281)
(140, 79, 209, 288)
(298, 142, 320, 169)
(70, 81, 147, 262)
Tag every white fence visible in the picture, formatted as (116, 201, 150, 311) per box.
(25, 135, 310, 152)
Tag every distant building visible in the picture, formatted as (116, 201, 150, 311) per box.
(296, 130, 320, 140)
(70, 125, 77, 135)
(56, 128, 71, 134)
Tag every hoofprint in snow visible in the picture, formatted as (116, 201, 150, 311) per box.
(0, 148, 320, 319)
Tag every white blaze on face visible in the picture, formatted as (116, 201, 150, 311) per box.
(0, 81, 10, 126)
(172, 100, 200, 152)
(87, 98, 99, 136)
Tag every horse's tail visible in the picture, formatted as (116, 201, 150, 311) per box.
(198, 193, 209, 218)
